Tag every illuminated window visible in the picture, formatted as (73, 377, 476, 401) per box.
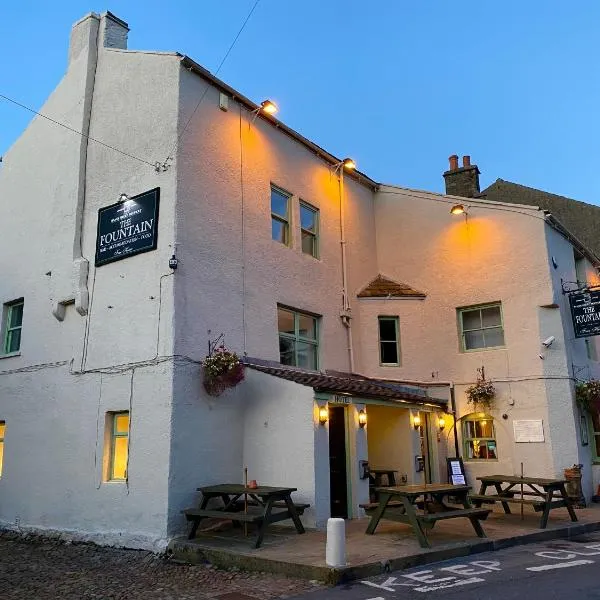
(2, 300, 24, 354)
(300, 202, 319, 258)
(378, 316, 400, 365)
(458, 303, 505, 351)
(271, 185, 291, 245)
(277, 306, 319, 369)
(0, 421, 5, 476)
(463, 415, 497, 460)
(107, 412, 129, 480)
(591, 408, 600, 463)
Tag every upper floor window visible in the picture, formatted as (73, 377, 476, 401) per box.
(106, 412, 129, 481)
(277, 306, 319, 370)
(378, 316, 400, 365)
(590, 408, 600, 463)
(0, 421, 4, 476)
(3, 300, 23, 354)
(463, 414, 497, 460)
(458, 303, 505, 351)
(300, 202, 319, 258)
(271, 186, 291, 245)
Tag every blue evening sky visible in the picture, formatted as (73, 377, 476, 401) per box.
(2, 1, 599, 200)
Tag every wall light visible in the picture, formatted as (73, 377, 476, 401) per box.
(438, 415, 446, 431)
(332, 157, 357, 173)
(413, 414, 421, 430)
(319, 406, 329, 426)
(450, 204, 465, 215)
(260, 99, 278, 115)
(358, 409, 367, 428)
(119, 193, 130, 203)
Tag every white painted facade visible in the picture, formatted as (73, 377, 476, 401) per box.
(0, 12, 598, 550)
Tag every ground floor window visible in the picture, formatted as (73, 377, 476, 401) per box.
(106, 412, 129, 480)
(591, 408, 600, 461)
(463, 414, 497, 460)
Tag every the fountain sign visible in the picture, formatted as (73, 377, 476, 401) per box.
(569, 289, 600, 338)
(95, 188, 160, 266)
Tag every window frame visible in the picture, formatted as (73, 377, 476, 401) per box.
(109, 411, 129, 481)
(378, 316, 401, 366)
(458, 302, 505, 352)
(3, 299, 24, 355)
(0, 420, 4, 477)
(277, 305, 319, 370)
(462, 414, 498, 461)
(589, 407, 600, 464)
(270, 185, 291, 246)
(299, 200, 319, 258)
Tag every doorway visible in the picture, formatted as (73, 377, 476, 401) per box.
(328, 406, 348, 518)
(419, 412, 433, 484)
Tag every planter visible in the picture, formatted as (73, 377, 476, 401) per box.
(564, 464, 586, 508)
(203, 362, 245, 397)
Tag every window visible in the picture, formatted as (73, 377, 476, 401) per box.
(277, 306, 319, 369)
(0, 421, 4, 477)
(458, 303, 505, 351)
(271, 186, 291, 245)
(300, 202, 319, 258)
(591, 408, 600, 462)
(378, 316, 400, 365)
(463, 415, 497, 460)
(108, 412, 129, 480)
(3, 300, 23, 354)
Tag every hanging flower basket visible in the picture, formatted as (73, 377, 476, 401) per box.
(202, 347, 245, 397)
(465, 377, 496, 410)
(575, 379, 600, 413)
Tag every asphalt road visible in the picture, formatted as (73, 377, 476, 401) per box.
(292, 533, 600, 600)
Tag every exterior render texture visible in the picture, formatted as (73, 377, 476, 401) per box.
(1, 12, 599, 550)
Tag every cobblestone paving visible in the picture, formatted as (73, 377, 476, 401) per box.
(0, 533, 323, 599)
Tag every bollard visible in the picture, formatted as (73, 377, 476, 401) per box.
(325, 518, 346, 567)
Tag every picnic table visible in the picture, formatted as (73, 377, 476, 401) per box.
(362, 483, 491, 548)
(369, 468, 399, 502)
(471, 474, 578, 529)
(183, 484, 309, 548)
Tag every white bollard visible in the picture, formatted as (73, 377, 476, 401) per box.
(325, 517, 346, 567)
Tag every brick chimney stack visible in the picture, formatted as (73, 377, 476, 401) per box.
(443, 154, 480, 198)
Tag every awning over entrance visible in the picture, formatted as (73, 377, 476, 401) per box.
(244, 358, 447, 408)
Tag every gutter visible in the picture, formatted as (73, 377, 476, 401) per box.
(542, 210, 600, 267)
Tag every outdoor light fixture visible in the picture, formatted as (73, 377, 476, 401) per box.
(413, 414, 421, 430)
(118, 193, 130, 202)
(332, 157, 357, 173)
(319, 406, 329, 426)
(450, 204, 465, 215)
(438, 415, 446, 431)
(260, 99, 278, 115)
(358, 409, 367, 428)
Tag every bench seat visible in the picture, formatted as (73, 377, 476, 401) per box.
(420, 507, 491, 522)
(359, 501, 404, 511)
(183, 508, 263, 523)
(470, 494, 544, 509)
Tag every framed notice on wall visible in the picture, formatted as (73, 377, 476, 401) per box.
(447, 457, 467, 485)
(95, 188, 160, 266)
(513, 420, 545, 443)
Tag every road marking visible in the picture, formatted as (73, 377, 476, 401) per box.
(415, 577, 485, 592)
(527, 559, 593, 572)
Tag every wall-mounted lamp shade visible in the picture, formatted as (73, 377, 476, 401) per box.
(413, 414, 421, 430)
(438, 415, 446, 431)
(119, 193, 130, 202)
(450, 204, 465, 215)
(260, 99, 278, 115)
(342, 157, 356, 171)
(358, 409, 367, 428)
(319, 406, 329, 425)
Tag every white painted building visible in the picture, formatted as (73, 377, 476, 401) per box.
(1, 12, 599, 550)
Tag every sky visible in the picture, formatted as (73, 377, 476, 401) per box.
(2, 1, 600, 201)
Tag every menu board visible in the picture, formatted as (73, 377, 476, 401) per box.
(447, 457, 466, 485)
(513, 420, 545, 443)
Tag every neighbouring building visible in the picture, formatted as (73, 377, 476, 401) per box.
(1, 12, 599, 550)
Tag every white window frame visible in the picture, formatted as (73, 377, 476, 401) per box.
(458, 302, 505, 352)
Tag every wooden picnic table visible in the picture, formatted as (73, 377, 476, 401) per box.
(183, 484, 309, 548)
(369, 468, 399, 502)
(363, 483, 491, 548)
(471, 474, 578, 529)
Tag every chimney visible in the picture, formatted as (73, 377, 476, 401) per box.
(443, 154, 481, 198)
(99, 12, 129, 50)
(68, 13, 100, 66)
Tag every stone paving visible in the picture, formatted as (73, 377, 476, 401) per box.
(0, 532, 322, 600)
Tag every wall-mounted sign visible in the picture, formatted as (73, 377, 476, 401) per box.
(513, 419, 545, 443)
(95, 188, 160, 266)
(330, 395, 352, 405)
(569, 290, 600, 338)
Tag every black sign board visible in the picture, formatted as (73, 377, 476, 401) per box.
(447, 457, 467, 485)
(569, 290, 600, 338)
(95, 188, 160, 266)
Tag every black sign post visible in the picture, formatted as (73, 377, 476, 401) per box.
(569, 290, 600, 338)
(95, 188, 160, 266)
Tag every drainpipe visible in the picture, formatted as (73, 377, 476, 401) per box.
(338, 168, 354, 372)
(450, 384, 460, 458)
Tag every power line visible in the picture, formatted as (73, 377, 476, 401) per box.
(0, 93, 157, 169)
(162, 0, 262, 168)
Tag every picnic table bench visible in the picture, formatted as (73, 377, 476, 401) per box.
(183, 484, 309, 548)
(363, 483, 491, 548)
(471, 474, 578, 529)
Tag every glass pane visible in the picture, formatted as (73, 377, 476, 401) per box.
(379, 318, 397, 342)
(475, 419, 493, 438)
(465, 440, 475, 459)
(463, 421, 474, 438)
(271, 188, 289, 218)
(279, 336, 295, 365)
(112, 436, 128, 479)
(380, 341, 398, 364)
(115, 414, 129, 434)
(300, 204, 316, 231)
(296, 342, 317, 370)
(591, 409, 600, 433)
(272, 218, 288, 244)
(0, 422, 5, 438)
(595, 434, 600, 458)
(9, 304, 23, 328)
(301, 231, 315, 256)
(464, 330, 485, 350)
(481, 306, 501, 328)
(0, 441, 3, 476)
(298, 313, 317, 340)
(486, 441, 497, 459)
(6, 329, 21, 353)
(277, 308, 295, 335)
(483, 328, 505, 348)
(462, 309, 481, 331)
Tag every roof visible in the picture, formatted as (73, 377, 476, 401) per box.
(243, 358, 446, 407)
(482, 179, 600, 261)
(357, 274, 426, 299)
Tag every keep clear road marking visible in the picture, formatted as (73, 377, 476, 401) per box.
(526, 542, 600, 572)
(527, 560, 593, 572)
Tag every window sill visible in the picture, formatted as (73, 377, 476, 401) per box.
(463, 458, 499, 462)
(380, 363, 401, 367)
(0, 351, 21, 360)
(461, 347, 506, 354)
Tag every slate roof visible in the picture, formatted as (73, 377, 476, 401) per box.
(481, 179, 600, 261)
(243, 358, 445, 406)
(357, 274, 426, 299)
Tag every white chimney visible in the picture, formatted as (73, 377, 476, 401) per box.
(68, 12, 100, 66)
(99, 12, 129, 50)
